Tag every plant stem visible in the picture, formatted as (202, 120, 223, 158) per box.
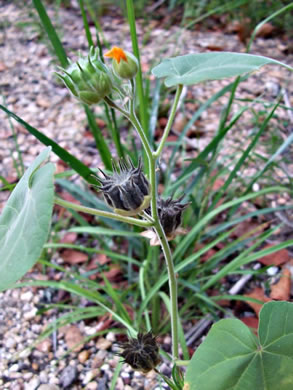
(54, 197, 153, 228)
(153, 217, 179, 360)
(130, 109, 179, 360)
(154, 84, 183, 158)
(109, 79, 181, 361)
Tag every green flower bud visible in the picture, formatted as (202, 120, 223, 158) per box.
(105, 46, 138, 80)
(56, 47, 113, 105)
(97, 158, 150, 217)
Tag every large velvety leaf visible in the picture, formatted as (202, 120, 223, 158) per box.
(152, 53, 293, 87)
(184, 301, 293, 390)
(0, 147, 54, 291)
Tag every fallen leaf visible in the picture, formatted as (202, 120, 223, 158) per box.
(244, 287, 271, 316)
(258, 244, 290, 266)
(65, 325, 84, 352)
(61, 249, 88, 264)
(85, 255, 110, 280)
(256, 23, 275, 38)
(241, 316, 259, 333)
(270, 268, 291, 301)
(103, 264, 122, 281)
(60, 232, 78, 244)
(36, 338, 52, 353)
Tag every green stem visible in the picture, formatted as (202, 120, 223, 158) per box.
(55, 197, 153, 228)
(154, 84, 183, 158)
(153, 217, 179, 360)
(106, 81, 180, 361)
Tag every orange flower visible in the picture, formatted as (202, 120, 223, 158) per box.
(105, 47, 128, 63)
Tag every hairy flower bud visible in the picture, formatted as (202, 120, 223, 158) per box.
(56, 47, 113, 105)
(157, 196, 189, 237)
(142, 196, 189, 245)
(97, 158, 150, 216)
(105, 46, 138, 80)
(118, 331, 160, 374)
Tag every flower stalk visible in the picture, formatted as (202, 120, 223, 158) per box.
(115, 80, 184, 361)
(54, 197, 153, 228)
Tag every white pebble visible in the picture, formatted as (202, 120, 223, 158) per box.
(267, 266, 279, 276)
(5, 337, 17, 349)
(24, 377, 40, 390)
(9, 363, 19, 372)
(21, 291, 34, 301)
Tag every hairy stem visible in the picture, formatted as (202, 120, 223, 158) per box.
(154, 84, 183, 158)
(112, 79, 181, 360)
(55, 197, 153, 228)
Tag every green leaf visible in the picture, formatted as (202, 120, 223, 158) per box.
(33, 0, 69, 68)
(0, 147, 54, 291)
(152, 53, 293, 87)
(184, 301, 293, 390)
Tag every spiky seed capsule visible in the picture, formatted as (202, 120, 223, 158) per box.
(98, 158, 150, 217)
(118, 331, 160, 374)
(157, 196, 189, 236)
(56, 47, 113, 105)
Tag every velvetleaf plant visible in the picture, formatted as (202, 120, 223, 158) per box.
(1, 35, 293, 390)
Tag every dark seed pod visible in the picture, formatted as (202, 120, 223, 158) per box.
(156, 196, 189, 236)
(98, 158, 150, 216)
(118, 331, 160, 374)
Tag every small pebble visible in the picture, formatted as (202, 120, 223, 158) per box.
(95, 338, 112, 351)
(38, 386, 60, 390)
(21, 291, 33, 301)
(78, 349, 90, 363)
(59, 365, 77, 388)
(82, 369, 100, 385)
(85, 382, 98, 390)
(5, 337, 17, 349)
(24, 377, 40, 390)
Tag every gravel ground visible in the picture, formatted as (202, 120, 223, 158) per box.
(1, 1, 293, 389)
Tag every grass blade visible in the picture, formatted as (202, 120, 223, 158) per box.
(33, 0, 68, 67)
(0, 105, 96, 184)
(84, 106, 112, 171)
(173, 186, 289, 260)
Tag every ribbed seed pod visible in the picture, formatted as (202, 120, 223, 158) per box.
(118, 331, 160, 374)
(98, 158, 150, 216)
(157, 196, 189, 237)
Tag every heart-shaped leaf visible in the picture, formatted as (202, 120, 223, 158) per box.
(152, 53, 293, 87)
(184, 301, 293, 390)
(0, 147, 54, 291)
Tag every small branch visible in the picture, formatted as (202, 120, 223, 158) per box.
(54, 197, 153, 228)
(154, 84, 183, 158)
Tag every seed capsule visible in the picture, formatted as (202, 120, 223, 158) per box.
(98, 158, 150, 217)
(118, 331, 160, 374)
(56, 47, 113, 105)
(157, 196, 189, 237)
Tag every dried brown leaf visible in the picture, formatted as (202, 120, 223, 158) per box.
(244, 287, 271, 316)
(258, 244, 290, 266)
(270, 268, 291, 301)
(61, 249, 88, 264)
(65, 325, 84, 352)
